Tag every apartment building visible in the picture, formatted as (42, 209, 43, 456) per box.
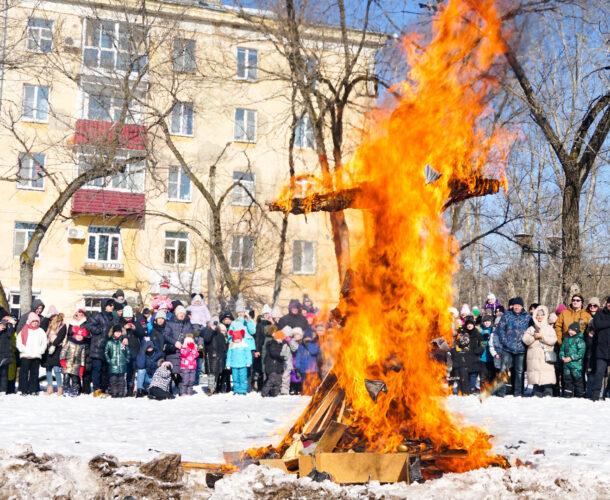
(0, 0, 380, 316)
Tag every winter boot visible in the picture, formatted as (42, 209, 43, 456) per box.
(46, 386, 54, 395)
(126, 385, 134, 397)
(57, 387, 63, 397)
(70, 388, 79, 397)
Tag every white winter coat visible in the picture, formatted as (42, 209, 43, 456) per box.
(16, 327, 48, 359)
(522, 306, 557, 386)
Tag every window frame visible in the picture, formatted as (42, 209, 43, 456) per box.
(236, 47, 258, 81)
(78, 151, 146, 193)
(292, 240, 316, 275)
(294, 114, 315, 150)
(164, 231, 189, 266)
(83, 295, 112, 314)
(8, 291, 41, 319)
(13, 222, 41, 259)
(26, 18, 53, 54)
(17, 153, 46, 191)
(82, 18, 147, 74)
(172, 38, 196, 74)
(167, 166, 191, 202)
(231, 171, 255, 206)
(233, 108, 257, 143)
(229, 234, 254, 271)
(170, 102, 194, 137)
(86, 226, 122, 264)
(85, 92, 142, 124)
(22, 84, 50, 123)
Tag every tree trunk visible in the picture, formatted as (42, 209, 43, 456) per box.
(0, 280, 9, 313)
(272, 214, 289, 307)
(19, 257, 35, 316)
(329, 210, 351, 286)
(561, 169, 582, 300)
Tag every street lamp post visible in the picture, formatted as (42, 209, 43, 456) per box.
(515, 234, 560, 304)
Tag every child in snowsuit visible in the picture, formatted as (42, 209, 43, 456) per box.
(225, 330, 252, 395)
(135, 341, 162, 397)
(262, 330, 286, 397)
(295, 336, 321, 395)
(60, 321, 88, 396)
(179, 334, 200, 395)
(559, 322, 586, 398)
(148, 361, 175, 400)
(104, 325, 131, 398)
(281, 327, 301, 395)
(450, 330, 472, 395)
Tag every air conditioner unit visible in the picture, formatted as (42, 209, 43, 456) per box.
(63, 36, 80, 52)
(67, 227, 85, 240)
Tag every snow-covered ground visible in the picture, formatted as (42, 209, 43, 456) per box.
(1, 392, 610, 498)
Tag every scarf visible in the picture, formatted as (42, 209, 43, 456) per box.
(20, 324, 36, 346)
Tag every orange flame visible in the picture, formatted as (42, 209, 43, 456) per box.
(319, 0, 511, 471)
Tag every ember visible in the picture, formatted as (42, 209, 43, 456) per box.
(240, 0, 515, 483)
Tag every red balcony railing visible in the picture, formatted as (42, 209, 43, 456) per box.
(72, 189, 145, 217)
(73, 119, 147, 150)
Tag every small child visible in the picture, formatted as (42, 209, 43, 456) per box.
(104, 325, 131, 398)
(559, 322, 586, 398)
(295, 336, 321, 395)
(262, 330, 286, 397)
(60, 322, 88, 397)
(179, 334, 200, 396)
(281, 327, 301, 395)
(225, 330, 252, 395)
(148, 361, 175, 400)
(450, 331, 472, 395)
(136, 341, 162, 397)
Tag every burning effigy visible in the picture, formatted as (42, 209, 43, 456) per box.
(231, 0, 514, 484)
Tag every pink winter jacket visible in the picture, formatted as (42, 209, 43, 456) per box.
(179, 343, 199, 370)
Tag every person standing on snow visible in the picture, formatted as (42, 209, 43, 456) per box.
(277, 300, 309, 331)
(589, 297, 610, 401)
(16, 313, 47, 395)
(522, 306, 557, 397)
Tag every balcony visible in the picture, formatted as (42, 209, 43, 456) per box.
(83, 261, 124, 272)
(72, 189, 145, 218)
(73, 119, 147, 150)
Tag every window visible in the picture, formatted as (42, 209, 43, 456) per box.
(293, 240, 315, 274)
(83, 296, 111, 314)
(302, 56, 318, 88)
(168, 166, 191, 201)
(22, 85, 49, 122)
(170, 102, 194, 136)
(26, 18, 53, 53)
(231, 171, 254, 206)
(13, 222, 40, 259)
(230, 235, 254, 270)
(87, 226, 121, 263)
(86, 93, 141, 124)
(234, 108, 257, 142)
(236, 47, 258, 81)
(173, 38, 196, 73)
(78, 152, 145, 193)
(9, 292, 41, 319)
(295, 115, 315, 149)
(17, 153, 45, 190)
(83, 19, 147, 73)
(164, 231, 189, 265)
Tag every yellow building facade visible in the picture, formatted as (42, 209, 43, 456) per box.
(0, 0, 380, 316)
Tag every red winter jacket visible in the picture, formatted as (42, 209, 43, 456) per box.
(179, 343, 199, 370)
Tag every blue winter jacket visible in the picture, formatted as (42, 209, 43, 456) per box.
(479, 325, 493, 362)
(495, 310, 531, 354)
(295, 341, 320, 373)
(136, 341, 163, 377)
(225, 341, 253, 368)
(228, 317, 256, 351)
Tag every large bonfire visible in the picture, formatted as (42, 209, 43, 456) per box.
(258, 0, 514, 476)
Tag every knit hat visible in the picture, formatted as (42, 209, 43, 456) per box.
(306, 313, 315, 320)
(548, 313, 558, 324)
(192, 294, 203, 305)
(75, 300, 87, 315)
(261, 304, 272, 315)
(291, 327, 304, 340)
(512, 297, 524, 307)
(273, 330, 286, 340)
(26, 312, 40, 325)
(587, 297, 601, 308)
(460, 304, 471, 316)
(507, 298, 514, 307)
(481, 315, 493, 324)
(472, 306, 480, 317)
(174, 305, 187, 316)
(568, 322, 581, 334)
(464, 317, 476, 327)
(113, 289, 125, 300)
(111, 324, 123, 335)
(487, 293, 496, 302)
(271, 305, 282, 319)
(282, 325, 293, 337)
(288, 299, 301, 311)
(556, 304, 567, 314)
(235, 297, 246, 314)
(46, 305, 59, 317)
(123, 305, 134, 318)
(156, 310, 167, 321)
(448, 307, 459, 317)
(232, 329, 244, 341)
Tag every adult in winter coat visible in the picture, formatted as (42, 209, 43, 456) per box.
(163, 305, 194, 374)
(495, 297, 531, 397)
(262, 331, 286, 397)
(60, 323, 88, 396)
(522, 306, 557, 397)
(554, 294, 592, 345)
(120, 306, 146, 396)
(589, 298, 610, 400)
(148, 361, 175, 400)
(202, 322, 228, 394)
(0, 319, 15, 394)
(42, 312, 67, 395)
(15, 298, 45, 334)
(16, 312, 48, 395)
(277, 300, 309, 331)
(253, 305, 272, 391)
(135, 341, 163, 397)
(104, 325, 131, 397)
(149, 311, 167, 353)
(86, 298, 118, 391)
